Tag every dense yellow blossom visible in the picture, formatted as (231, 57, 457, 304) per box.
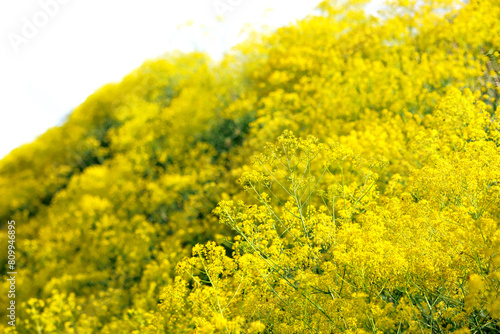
(1, 0, 500, 332)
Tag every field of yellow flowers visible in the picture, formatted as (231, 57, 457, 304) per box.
(1, 0, 500, 332)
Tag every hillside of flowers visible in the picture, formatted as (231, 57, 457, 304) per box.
(1, 0, 500, 332)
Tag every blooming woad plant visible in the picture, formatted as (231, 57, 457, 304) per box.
(168, 125, 499, 333)
(2, 0, 500, 333)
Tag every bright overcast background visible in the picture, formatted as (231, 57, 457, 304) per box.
(0, 0, 341, 159)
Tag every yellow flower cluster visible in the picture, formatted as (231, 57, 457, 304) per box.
(1, 0, 500, 333)
(161, 126, 500, 332)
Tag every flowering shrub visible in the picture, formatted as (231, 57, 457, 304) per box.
(159, 126, 500, 333)
(1, 0, 500, 333)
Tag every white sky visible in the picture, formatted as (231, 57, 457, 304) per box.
(0, 0, 326, 159)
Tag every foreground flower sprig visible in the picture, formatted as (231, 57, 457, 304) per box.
(165, 123, 500, 333)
